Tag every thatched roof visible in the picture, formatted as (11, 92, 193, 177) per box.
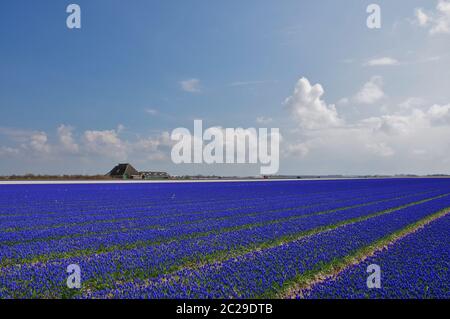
(107, 163, 139, 177)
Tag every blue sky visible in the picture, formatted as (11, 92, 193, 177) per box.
(1, 0, 450, 175)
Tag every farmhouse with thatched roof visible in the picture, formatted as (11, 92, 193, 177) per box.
(107, 163, 139, 179)
(107, 163, 170, 180)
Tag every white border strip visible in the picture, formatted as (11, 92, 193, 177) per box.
(0, 178, 363, 185)
(0, 177, 444, 185)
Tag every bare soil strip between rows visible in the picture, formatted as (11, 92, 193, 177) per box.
(272, 207, 450, 299)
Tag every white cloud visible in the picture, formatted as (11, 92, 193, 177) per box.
(0, 127, 37, 143)
(28, 132, 51, 154)
(256, 116, 273, 124)
(284, 77, 342, 130)
(1, 125, 178, 172)
(133, 131, 173, 161)
(0, 128, 51, 157)
(83, 129, 127, 159)
(362, 104, 450, 135)
(365, 57, 399, 66)
(415, 1, 450, 35)
(366, 142, 395, 157)
(283, 76, 450, 174)
(353, 76, 385, 105)
(0, 146, 19, 157)
(432, 0, 450, 34)
(415, 8, 430, 26)
(81, 128, 174, 162)
(427, 103, 450, 124)
(337, 97, 350, 106)
(285, 142, 310, 158)
(57, 125, 79, 153)
(117, 124, 125, 133)
(363, 114, 418, 135)
(398, 97, 427, 110)
(180, 78, 201, 93)
(145, 108, 159, 116)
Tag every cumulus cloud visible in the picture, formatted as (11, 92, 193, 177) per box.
(28, 132, 51, 154)
(0, 123, 177, 166)
(353, 76, 385, 105)
(57, 125, 79, 153)
(284, 77, 342, 130)
(180, 78, 202, 93)
(83, 128, 128, 160)
(415, 0, 450, 35)
(283, 76, 450, 173)
(133, 131, 173, 161)
(362, 105, 450, 135)
(0, 128, 52, 157)
(365, 57, 399, 66)
(427, 103, 450, 124)
(416, 8, 430, 26)
(134, 133, 168, 152)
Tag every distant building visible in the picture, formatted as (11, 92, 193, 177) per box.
(139, 171, 170, 179)
(107, 163, 139, 179)
(106, 163, 170, 180)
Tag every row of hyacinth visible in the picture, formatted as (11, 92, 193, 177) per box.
(0, 178, 449, 298)
(78, 194, 450, 299)
(303, 214, 450, 299)
(0, 185, 416, 236)
(1, 189, 445, 269)
(1, 182, 434, 233)
(1, 189, 444, 263)
(1, 182, 444, 248)
(1, 191, 446, 298)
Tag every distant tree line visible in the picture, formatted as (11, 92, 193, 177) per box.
(0, 174, 114, 181)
